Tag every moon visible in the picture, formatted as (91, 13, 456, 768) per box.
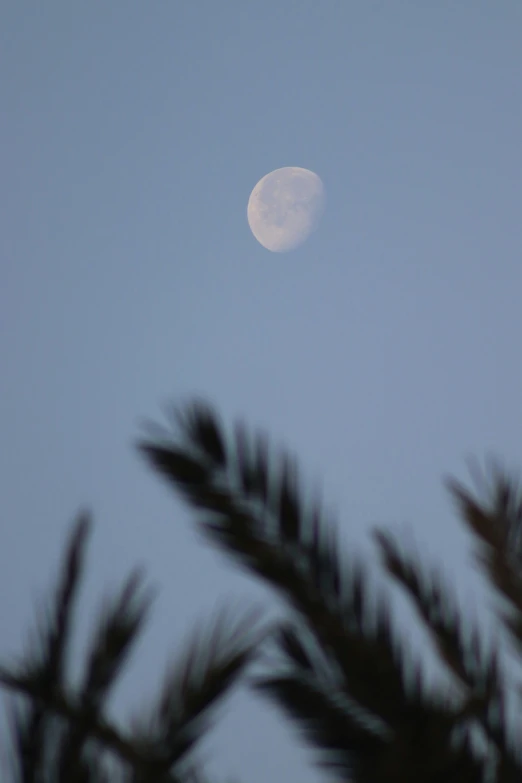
(247, 167, 325, 252)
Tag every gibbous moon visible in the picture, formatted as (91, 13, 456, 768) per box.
(247, 167, 325, 252)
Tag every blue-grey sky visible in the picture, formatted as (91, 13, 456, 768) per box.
(1, 2, 521, 780)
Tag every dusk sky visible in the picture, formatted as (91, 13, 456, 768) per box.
(1, 3, 521, 780)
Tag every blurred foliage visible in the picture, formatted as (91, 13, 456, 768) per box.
(139, 400, 522, 782)
(3, 398, 522, 782)
(0, 511, 266, 783)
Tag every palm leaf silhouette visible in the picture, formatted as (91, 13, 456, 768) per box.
(372, 528, 522, 774)
(139, 399, 521, 782)
(1, 511, 265, 783)
(447, 461, 522, 654)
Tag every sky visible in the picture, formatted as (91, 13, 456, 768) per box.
(1, 1, 521, 779)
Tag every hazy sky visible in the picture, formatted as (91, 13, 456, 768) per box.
(1, 2, 521, 780)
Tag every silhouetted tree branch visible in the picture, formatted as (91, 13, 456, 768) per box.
(139, 398, 522, 783)
(1, 511, 266, 783)
(4, 398, 522, 783)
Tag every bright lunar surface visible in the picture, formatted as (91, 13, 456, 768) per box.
(247, 167, 325, 252)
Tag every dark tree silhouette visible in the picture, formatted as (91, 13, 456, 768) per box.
(137, 399, 522, 783)
(0, 511, 266, 783)
(3, 398, 522, 783)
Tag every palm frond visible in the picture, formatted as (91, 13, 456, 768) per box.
(255, 619, 388, 778)
(444, 463, 522, 774)
(138, 404, 414, 725)
(2, 513, 90, 782)
(256, 617, 488, 783)
(447, 464, 522, 654)
(83, 568, 153, 712)
(6, 695, 115, 783)
(139, 400, 496, 782)
(128, 604, 267, 776)
(256, 671, 386, 779)
(0, 512, 255, 783)
(0, 540, 158, 783)
(373, 529, 499, 702)
(55, 568, 154, 781)
(373, 529, 522, 770)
